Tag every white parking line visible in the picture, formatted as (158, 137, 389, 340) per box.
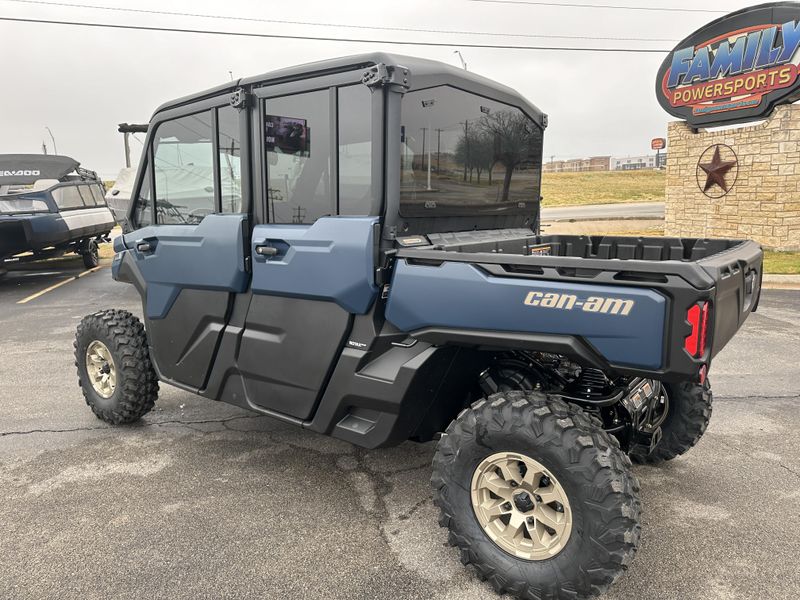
(16, 266, 104, 305)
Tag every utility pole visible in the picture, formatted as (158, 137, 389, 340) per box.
(462, 121, 469, 181)
(436, 128, 443, 176)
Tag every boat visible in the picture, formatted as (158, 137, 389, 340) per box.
(0, 154, 116, 272)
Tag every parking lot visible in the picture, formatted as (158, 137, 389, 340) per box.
(0, 260, 798, 600)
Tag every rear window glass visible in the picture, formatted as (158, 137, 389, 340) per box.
(400, 86, 543, 217)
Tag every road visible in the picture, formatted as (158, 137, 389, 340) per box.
(0, 260, 797, 600)
(542, 202, 664, 222)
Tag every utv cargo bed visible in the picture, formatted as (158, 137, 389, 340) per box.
(389, 229, 762, 381)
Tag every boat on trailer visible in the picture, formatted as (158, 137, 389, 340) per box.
(0, 154, 116, 273)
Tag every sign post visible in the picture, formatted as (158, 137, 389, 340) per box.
(651, 138, 666, 168)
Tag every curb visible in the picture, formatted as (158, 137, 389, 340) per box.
(541, 215, 664, 223)
(762, 274, 800, 290)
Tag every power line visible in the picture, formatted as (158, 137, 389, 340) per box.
(468, 0, 725, 13)
(0, 15, 671, 52)
(1, 0, 677, 43)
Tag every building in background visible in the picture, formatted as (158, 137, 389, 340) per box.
(611, 154, 664, 170)
(544, 156, 610, 173)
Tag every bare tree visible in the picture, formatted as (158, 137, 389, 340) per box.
(478, 110, 541, 201)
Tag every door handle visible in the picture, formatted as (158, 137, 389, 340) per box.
(255, 245, 278, 257)
(136, 240, 155, 253)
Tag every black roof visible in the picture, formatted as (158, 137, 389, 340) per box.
(0, 154, 79, 185)
(153, 53, 546, 126)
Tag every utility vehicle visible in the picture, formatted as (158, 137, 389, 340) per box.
(74, 54, 762, 600)
(0, 154, 114, 273)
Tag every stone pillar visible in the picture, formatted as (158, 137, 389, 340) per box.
(665, 104, 800, 250)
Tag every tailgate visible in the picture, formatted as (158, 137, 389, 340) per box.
(699, 240, 763, 357)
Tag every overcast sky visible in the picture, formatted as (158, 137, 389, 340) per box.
(0, 0, 760, 178)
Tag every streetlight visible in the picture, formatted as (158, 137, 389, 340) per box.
(45, 126, 58, 155)
(453, 51, 467, 71)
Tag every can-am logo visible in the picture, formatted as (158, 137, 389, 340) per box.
(523, 291, 634, 316)
(1, 169, 40, 177)
(656, 3, 800, 127)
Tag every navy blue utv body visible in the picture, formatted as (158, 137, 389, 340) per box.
(75, 54, 762, 600)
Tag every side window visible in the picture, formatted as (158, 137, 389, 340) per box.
(265, 90, 332, 224)
(153, 111, 215, 224)
(133, 161, 153, 227)
(338, 85, 373, 215)
(218, 106, 243, 213)
(52, 186, 85, 210)
(90, 184, 106, 206)
(78, 185, 96, 206)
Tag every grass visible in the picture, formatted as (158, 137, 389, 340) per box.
(541, 170, 665, 207)
(763, 251, 800, 274)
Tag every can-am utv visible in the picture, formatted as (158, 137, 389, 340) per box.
(0, 154, 115, 272)
(74, 54, 762, 599)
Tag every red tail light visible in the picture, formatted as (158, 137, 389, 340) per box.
(684, 302, 710, 358)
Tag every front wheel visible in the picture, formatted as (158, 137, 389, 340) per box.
(74, 309, 158, 424)
(432, 392, 641, 600)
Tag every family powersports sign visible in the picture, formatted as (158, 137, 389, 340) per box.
(656, 2, 800, 127)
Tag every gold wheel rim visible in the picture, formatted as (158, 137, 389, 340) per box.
(471, 452, 572, 561)
(85, 340, 116, 399)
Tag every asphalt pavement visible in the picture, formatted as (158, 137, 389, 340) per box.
(0, 258, 798, 600)
(541, 202, 665, 222)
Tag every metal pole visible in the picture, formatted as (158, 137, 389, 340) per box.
(123, 132, 132, 168)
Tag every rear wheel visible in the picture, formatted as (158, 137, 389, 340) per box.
(74, 309, 158, 424)
(631, 379, 712, 464)
(82, 240, 99, 269)
(631, 379, 714, 464)
(432, 392, 641, 600)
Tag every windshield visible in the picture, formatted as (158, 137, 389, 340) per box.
(400, 86, 543, 217)
(0, 196, 49, 214)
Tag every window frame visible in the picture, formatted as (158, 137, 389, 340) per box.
(129, 94, 250, 229)
(252, 69, 384, 225)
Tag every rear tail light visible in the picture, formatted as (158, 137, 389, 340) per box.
(684, 301, 711, 358)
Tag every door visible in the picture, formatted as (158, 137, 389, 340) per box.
(236, 83, 380, 420)
(122, 103, 249, 390)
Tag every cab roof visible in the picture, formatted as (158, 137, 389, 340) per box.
(153, 52, 546, 127)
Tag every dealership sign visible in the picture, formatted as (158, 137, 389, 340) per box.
(656, 2, 800, 127)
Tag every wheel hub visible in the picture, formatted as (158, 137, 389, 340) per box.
(513, 490, 535, 513)
(85, 340, 116, 399)
(471, 452, 573, 561)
